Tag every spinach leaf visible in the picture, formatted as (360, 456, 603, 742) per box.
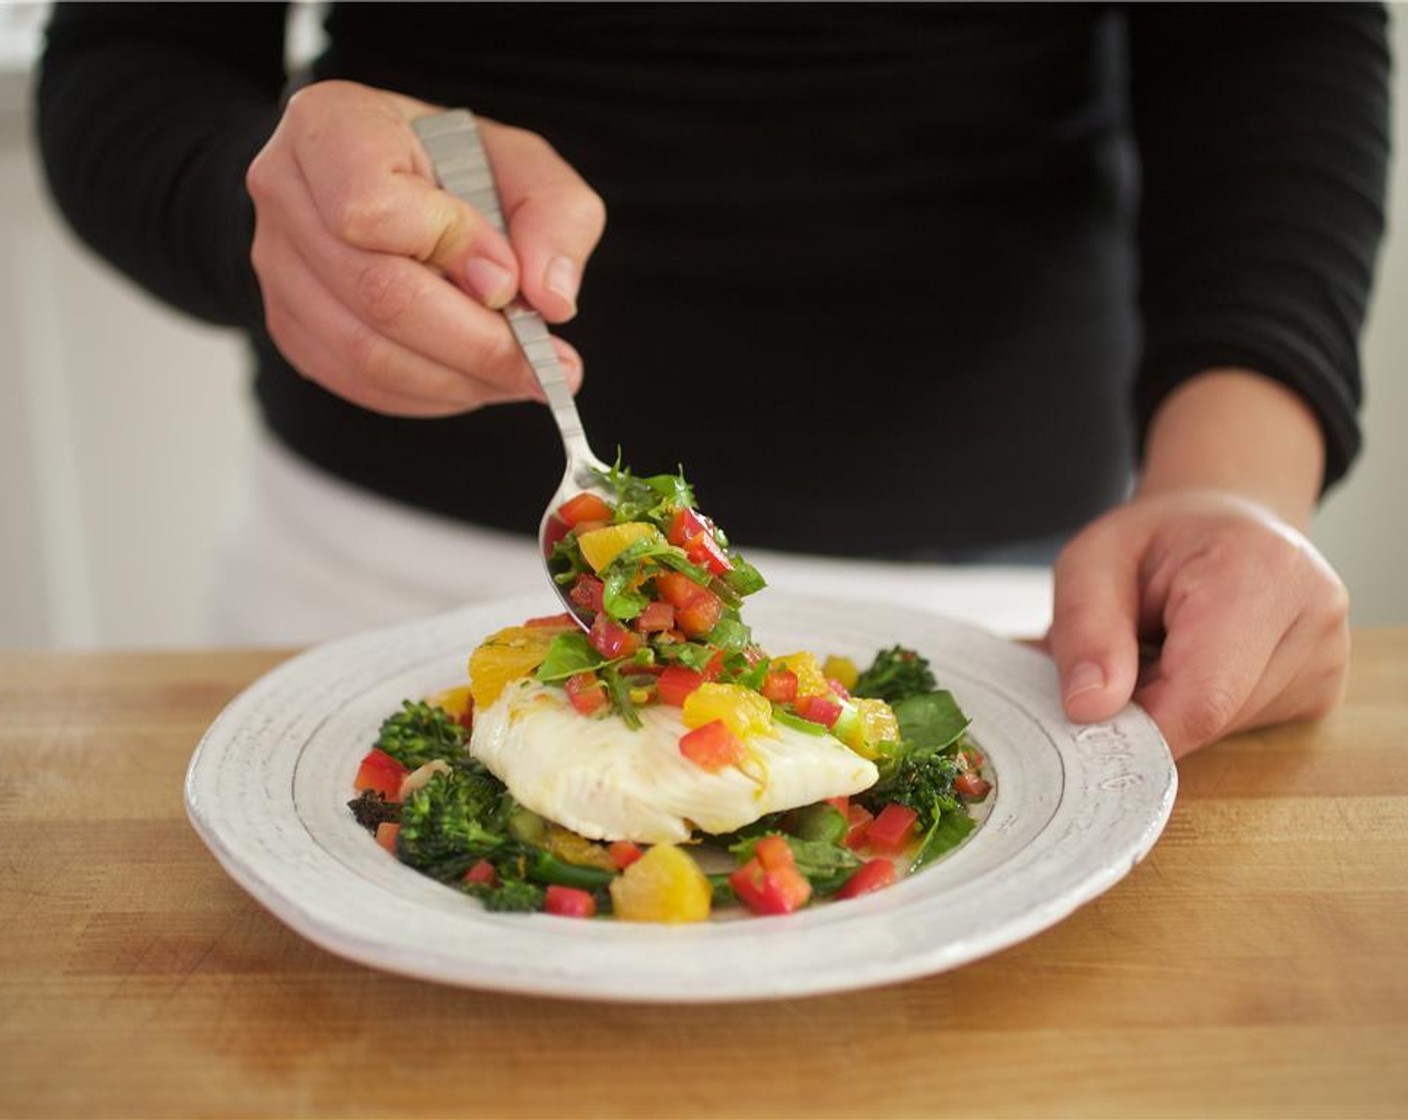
(910, 803, 976, 871)
(892, 690, 971, 752)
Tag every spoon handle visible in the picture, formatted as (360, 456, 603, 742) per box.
(412, 110, 599, 473)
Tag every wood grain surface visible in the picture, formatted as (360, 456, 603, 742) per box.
(1, 636, 1405, 1119)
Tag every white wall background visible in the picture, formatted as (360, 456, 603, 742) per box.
(1, 4, 1405, 648)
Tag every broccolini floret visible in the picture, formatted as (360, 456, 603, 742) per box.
(852, 645, 937, 702)
(861, 744, 976, 870)
(395, 769, 510, 881)
(868, 748, 963, 831)
(375, 700, 467, 770)
(467, 877, 545, 913)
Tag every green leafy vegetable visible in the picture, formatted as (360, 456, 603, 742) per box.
(374, 700, 467, 769)
(601, 565, 651, 622)
(704, 614, 752, 651)
(891, 690, 971, 752)
(771, 706, 827, 736)
(730, 833, 861, 896)
(548, 533, 592, 586)
(720, 559, 766, 598)
(535, 632, 606, 683)
(853, 646, 938, 702)
(910, 804, 976, 872)
(593, 459, 696, 524)
(600, 662, 643, 730)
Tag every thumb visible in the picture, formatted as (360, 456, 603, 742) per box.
(1048, 520, 1146, 724)
(482, 121, 608, 324)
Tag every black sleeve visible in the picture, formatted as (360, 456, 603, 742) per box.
(35, 2, 290, 328)
(1127, 3, 1391, 490)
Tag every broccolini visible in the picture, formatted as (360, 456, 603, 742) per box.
(375, 700, 468, 770)
(852, 645, 937, 702)
(395, 768, 510, 881)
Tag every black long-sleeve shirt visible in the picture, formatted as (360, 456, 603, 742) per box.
(35, 3, 1391, 556)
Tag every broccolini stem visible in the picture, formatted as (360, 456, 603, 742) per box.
(526, 852, 616, 890)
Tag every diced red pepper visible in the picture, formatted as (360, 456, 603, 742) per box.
(544, 885, 598, 918)
(565, 671, 609, 716)
(867, 803, 920, 854)
(669, 509, 732, 571)
(825, 795, 850, 815)
(634, 600, 675, 633)
(354, 748, 408, 802)
(570, 574, 605, 616)
(794, 693, 843, 729)
(753, 835, 792, 870)
(685, 530, 733, 575)
(701, 649, 727, 682)
(836, 858, 897, 900)
(760, 668, 799, 704)
(729, 837, 812, 915)
(653, 572, 724, 638)
(557, 492, 614, 527)
(679, 719, 746, 771)
(954, 773, 993, 800)
(667, 509, 707, 547)
(608, 840, 643, 870)
(676, 591, 723, 638)
(657, 665, 706, 706)
(524, 612, 576, 629)
(589, 613, 640, 659)
(464, 859, 499, 887)
(375, 822, 400, 852)
(845, 804, 874, 849)
(662, 509, 730, 575)
(654, 570, 704, 608)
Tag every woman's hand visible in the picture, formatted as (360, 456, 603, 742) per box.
(1046, 369, 1350, 759)
(245, 80, 606, 416)
(1048, 489, 1350, 758)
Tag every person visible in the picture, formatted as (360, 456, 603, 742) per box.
(35, 3, 1390, 759)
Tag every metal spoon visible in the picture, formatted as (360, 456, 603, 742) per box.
(414, 110, 611, 629)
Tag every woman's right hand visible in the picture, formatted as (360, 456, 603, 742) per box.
(245, 80, 606, 416)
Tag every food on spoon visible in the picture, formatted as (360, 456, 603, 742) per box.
(347, 463, 992, 921)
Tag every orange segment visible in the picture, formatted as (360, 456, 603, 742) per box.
(609, 844, 712, 923)
(468, 624, 560, 709)
(682, 682, 772, 740)
(776, 652, 830, 699)
(841, 697, 901, 760)
(577, 522, 661, 572)
(822, 655, 859, 692)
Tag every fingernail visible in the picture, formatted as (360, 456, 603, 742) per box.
(551, 338, 583, 386)
(545, 255, 579, 313)
(465, 257, 514, 309)
(1065, 660, 1106, 701)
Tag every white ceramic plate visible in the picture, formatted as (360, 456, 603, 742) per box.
(185, 592, 1176, 1003)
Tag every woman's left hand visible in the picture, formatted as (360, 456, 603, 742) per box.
(1045, 488, 1350, 758)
